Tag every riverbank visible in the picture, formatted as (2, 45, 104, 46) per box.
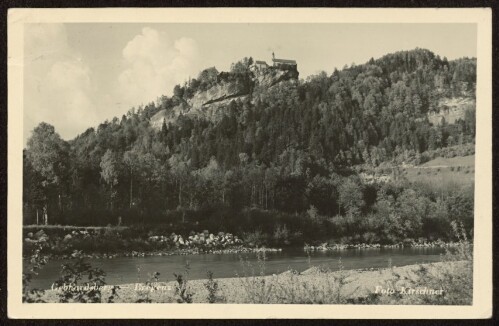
(35, 246, 283, 260)
(24, 226, 460, 260)
(23, 228, 282, 259)
(304, 240, 464, 251)
(37, 261, 471, 304)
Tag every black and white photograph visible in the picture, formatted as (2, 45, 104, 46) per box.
(7, 7, 492, 319)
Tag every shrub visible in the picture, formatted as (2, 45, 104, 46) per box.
(173, 262, 193, 303)
(361, 231, 380, 244)
(54, 250, 107, 303)
(242, 230, 269, 247)
(204, 271, 225, 303)
(238, 251, 275, 303)
(134, 271, 161, 303)
(273, 224, 290, 245)
(306, 205, 320, 222)
(444, 221, 473, 262)
(237, 255, 352, 304)
(23, 236, 49, 303)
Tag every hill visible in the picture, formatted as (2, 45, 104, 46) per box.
(150, 63, 299, 129)
(23, 48, 476, 243)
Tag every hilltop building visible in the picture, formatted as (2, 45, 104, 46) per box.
(255, 60, 269, 70)
(271, 52, 297, 69)
(253, 52, 297, 71)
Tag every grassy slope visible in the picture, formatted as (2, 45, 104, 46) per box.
(420, 155, 475, 168)
(402, 155, 475, 188)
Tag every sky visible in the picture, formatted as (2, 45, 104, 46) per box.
(23, 23, 477, 144)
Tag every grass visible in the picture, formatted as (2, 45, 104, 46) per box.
(361, 153, 475, 192)
(403, 166, 474, 189)
(403, 154, 475, 189)
(420, 155, 475, 168)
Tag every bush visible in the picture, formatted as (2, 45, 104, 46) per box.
(237, 255, 352, 304)
(23, 236, 49, 302)
(54, 250, 107, 303)
(361, 231, 380, 244)
(273, 224, 290, 245)
(243, 230, 269, 247)
(204, 271, 225, 303)
(173, 262, 193, 303)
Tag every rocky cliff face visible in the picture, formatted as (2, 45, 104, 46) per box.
(150, 102, 189, 130)
(150, 66, 299, 129)
(251, 65, 299, 87)
(428, 97, 475, 125)
(187, 80, 249, 111)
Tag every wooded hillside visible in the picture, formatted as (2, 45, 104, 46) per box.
(23, 48, 475, 244)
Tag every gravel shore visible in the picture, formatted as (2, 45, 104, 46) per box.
(38, 261, 469, 304)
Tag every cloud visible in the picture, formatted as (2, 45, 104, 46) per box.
(24, 25, 202, 145)
(40, 60, 98, 132)
(24, 23, 98, 143)
(118, 27, 200, 106)
(24, 23, 69, 61)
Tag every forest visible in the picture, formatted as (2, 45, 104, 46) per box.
(23, 48, 476, 245)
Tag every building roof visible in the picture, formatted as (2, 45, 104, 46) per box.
(272, 58, 297, 65)
(255, 60, 268, 65)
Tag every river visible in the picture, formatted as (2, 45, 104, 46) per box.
(27, 247, 445, 290)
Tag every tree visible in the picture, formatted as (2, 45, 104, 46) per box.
(230, 57, 252, 74)
(173, 85, 184, 98)
(396, 189, 428, 237)
(23, 151, 46, 224)
(338, 177, 364, 218)
(274, 175, 307, 213)
(169, 154, 190, 213)
(100, 149, 120, 210)
(446, 186, 474, 232)
(26, 123, 68, 224)
(198, 156, 226, 204)
(123, 149, 140, 208)
(306, 175, 338, 216)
